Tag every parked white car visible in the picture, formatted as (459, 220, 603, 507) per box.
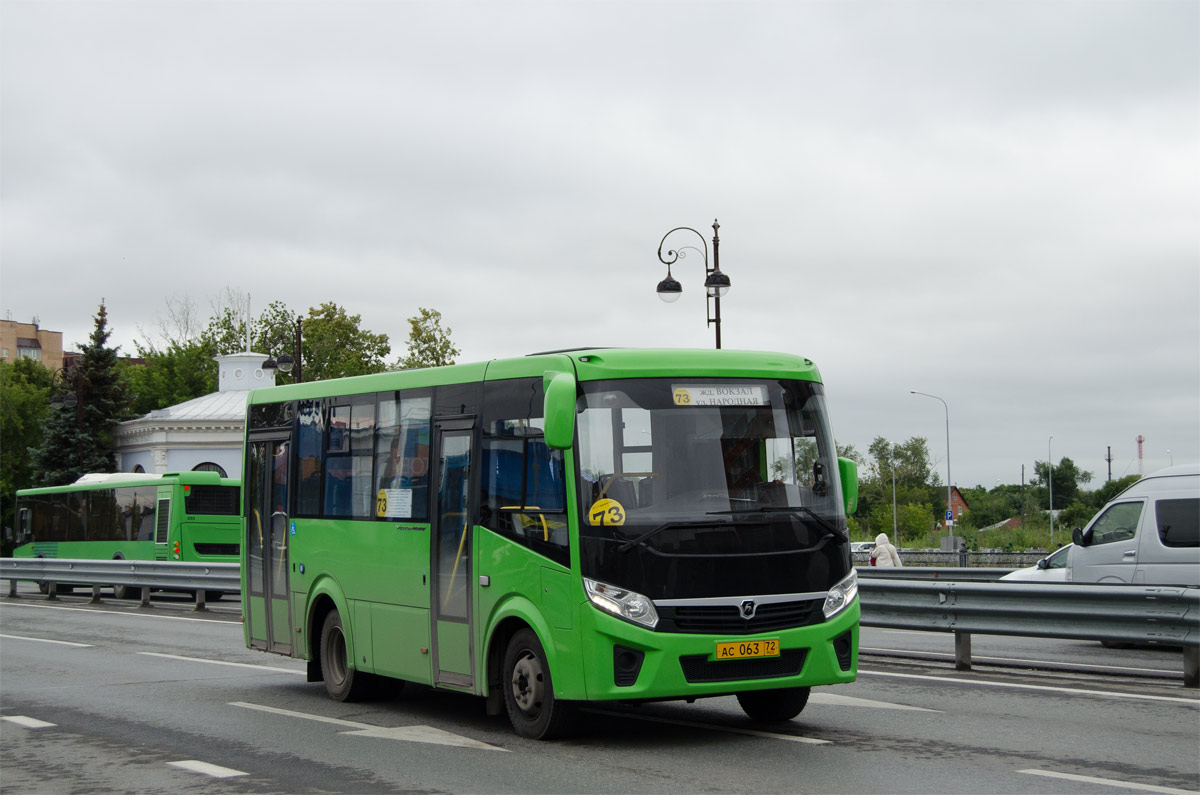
(850, 541, 876, 553)
(1000, 544, 1072, 582)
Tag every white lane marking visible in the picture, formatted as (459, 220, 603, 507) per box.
(861, 646, 1177, 676)
(230, 701, 371, 729)
(139, 652, 305, 675)
(168, 760, 247, 779)
(809, 692, 938, 712)
(342, 725, 508, 750)
(2, 715, 56, 729)
(229, 701, 507, 751)
(1, 601, 232, 625)
(859, 669, 1200, 705)
(0, 633, 92, 647)
(585, 708, 831, 744)
(1020, 768, 1199, 794)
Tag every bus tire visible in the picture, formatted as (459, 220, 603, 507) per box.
(111, 555, 134, 599)
(737, 686, 810, 722)
(319, 610, 371, 702)
(502, 628, 576, 740)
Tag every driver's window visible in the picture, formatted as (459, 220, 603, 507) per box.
(1089, 502, 1143, 545)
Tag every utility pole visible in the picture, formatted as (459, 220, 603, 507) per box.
(1020, 464, 1026, 527)
(1106, 446, 1113, 482)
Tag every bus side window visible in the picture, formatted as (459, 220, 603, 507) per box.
(296, 400, 324, 517)
(373, 391, 431, 521)
(480, 377, 568, 567)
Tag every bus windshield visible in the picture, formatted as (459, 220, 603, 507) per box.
(575, 377, 849, 599)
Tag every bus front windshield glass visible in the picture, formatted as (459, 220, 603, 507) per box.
(575, 378, 849, 598)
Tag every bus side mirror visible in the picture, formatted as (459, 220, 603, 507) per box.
(838, 457, 858, 516)
(543, 371, 577, 450)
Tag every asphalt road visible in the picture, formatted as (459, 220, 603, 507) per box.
(1, 584, 1197, 794)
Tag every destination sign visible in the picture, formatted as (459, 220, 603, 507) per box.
(672, 384, 769, 407)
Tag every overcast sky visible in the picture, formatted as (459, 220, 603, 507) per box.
(2, 0, 1197, 490)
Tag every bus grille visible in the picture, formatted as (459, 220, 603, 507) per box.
(679, 649, 807, 683)
(657, 600, 825, 635)
(155, 499, 171, 544)
(193, 543, 239, 557)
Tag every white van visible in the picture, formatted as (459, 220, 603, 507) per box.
(1069, 465, 1199, 586)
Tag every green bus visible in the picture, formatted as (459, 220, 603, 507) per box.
(242, 348, 860, 738)
(12, 472, 241, 596)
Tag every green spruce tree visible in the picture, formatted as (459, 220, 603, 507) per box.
(32, 303, 130, 485)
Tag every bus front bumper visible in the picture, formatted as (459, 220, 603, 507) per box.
(578, 599, 859, 702)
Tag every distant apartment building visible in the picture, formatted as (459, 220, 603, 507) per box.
(0, 319, 64, 371)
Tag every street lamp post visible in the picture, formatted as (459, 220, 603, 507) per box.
(890, 445, 898, 538)
(261, 316, 303, 384)
(655, 219, 731, 349)
(1048, 435, 1054, 548)
(911, 390, 952, 536)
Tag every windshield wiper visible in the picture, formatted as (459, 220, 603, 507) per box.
(705, 505, 844, 537)
(616, 520, 733, 553)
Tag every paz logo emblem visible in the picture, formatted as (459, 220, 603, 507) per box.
(740, 600, 757, 620)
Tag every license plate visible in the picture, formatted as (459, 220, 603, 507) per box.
(715, 639, 780, 660)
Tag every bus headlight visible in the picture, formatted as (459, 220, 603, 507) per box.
(584, 578, 659, 629)
(822, 569, 858, 620)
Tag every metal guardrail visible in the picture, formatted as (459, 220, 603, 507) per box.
(857, 566, 1017, 581)
(859, 578, 1200, 687)
(853, 551, 1046, 568)
(0, 558, 239, 611)
(3, 558, 1197, 686)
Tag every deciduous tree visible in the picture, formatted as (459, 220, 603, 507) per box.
(122, 339, 219, 416)
(301, 302, 391, 381)
(0, 358, 53, 534)
(1031, 457, 1094, 510)
(398, 308, 460, 370)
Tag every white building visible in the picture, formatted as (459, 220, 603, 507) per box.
(114, 352, 274, 478)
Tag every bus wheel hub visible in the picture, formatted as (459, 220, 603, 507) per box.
(511, 652, 542, 713)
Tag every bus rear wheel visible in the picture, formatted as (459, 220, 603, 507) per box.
(319, 610, 372, 702)
(736, 686, 811, 722)
(502, 628, 576, 740)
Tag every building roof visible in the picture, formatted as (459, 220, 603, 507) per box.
(120, 352, 271, 427)
(145, 389, 249, 422)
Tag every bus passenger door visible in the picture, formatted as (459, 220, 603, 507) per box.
(431, 418, 475, 689)
(246, 436, 293, 655)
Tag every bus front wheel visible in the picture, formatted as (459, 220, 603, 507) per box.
(502, 628, 576, 740)
(319, 610, 371, 702)
(736, 686, 811, 722)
